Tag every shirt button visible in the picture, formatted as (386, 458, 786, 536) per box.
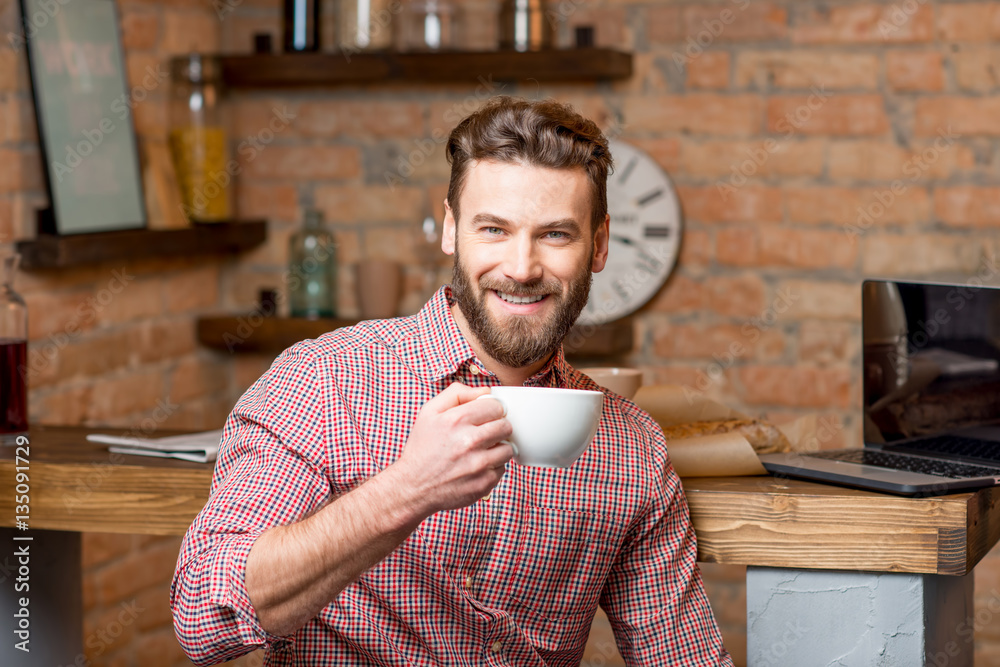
(470, 365, 480, 375)
(464, 575, 474, 588)
(490, 640, 502, 653)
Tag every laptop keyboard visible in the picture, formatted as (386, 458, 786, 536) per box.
(895, 434, 1000, 461)
(810, 449, 1000, 479)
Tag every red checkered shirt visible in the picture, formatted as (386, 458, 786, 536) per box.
(171, 286, 732, 666)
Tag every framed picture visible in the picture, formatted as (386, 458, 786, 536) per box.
(19, 0, 146, 235)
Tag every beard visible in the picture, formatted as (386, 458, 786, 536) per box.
(450, 247, 593, 369)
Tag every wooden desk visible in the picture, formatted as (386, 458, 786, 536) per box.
(3, 427, 998, 665)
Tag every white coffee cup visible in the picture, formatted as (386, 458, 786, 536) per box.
(477, 386, 603, 468)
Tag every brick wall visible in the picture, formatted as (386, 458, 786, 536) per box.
(5, 0, 1000, 664)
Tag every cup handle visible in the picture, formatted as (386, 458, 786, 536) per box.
(474, 395, 517, 457)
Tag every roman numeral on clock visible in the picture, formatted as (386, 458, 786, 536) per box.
(644, 225, 671, 238)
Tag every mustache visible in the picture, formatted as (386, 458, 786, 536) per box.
(479, 278, 562, 297)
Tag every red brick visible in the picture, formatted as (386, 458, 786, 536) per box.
(953, 48, 1000, 92)
(642, 137, 681, 174)
(758, 227, 858, 270)
(133, 626, 191, 667)
(241, 145, 360, 181)
(0, 147, 42, 193)
(935, 186, 1000, 227)
(36, 385, 94, 425)
(233, 99, 301, 141)
(716, 227, 759, 267)
(915, 98, 1000, 137)
(165, 266, 220, 313)
(679, 229, 712, 268)
(828, 139, 976, 182)
(681, 138, 825, 180)
(705, 274, 767, 317)
(785, 187, 863, 225)
(766, 94, 888, 136)
(120, 12, 160, 51)
(798, 320, 860, 367)
(679, 185, 782, 224)
(24, 290, 95, 342)
(792, 5, 934, 44)
(778, 279, 860, 320)
(687, 52, 730, 89)
(0, 48, 23, 93)
(735, 51, 878, 90)
(566, 7, 627, 49)
(86, 370, 165, 423)
(161, 11, 220, 55)
(298, 100, 426, 139)
(641, 364, 706, 389)
(623, 94, 763, 136)
(886, 50, 944, 91)
(82, 533, 134, 570)
(221, 15, 280, 55)
(648, 274, 705, 314)
(680, 3, 787, 43)
(4, 97, 37, 143)
(787, 186, 931, 227)
(135, 318, 198, 365)
(236, 183, 299, 223)
(936, 3, 999, 41)
(646, 6, 684, 44)
(862, 233, 987, 276)
(95, 279, 163, 326)
(55, 329, 138, 384)
(315, 185, 425, 224)
(736, 365, 852, 408)
(94, 538, 180, 604)
(168, 355, 230, 404)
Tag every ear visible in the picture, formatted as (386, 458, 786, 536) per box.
(441, 199, 457, 256)
(591, 213, 610, 273)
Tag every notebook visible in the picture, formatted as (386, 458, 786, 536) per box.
(759, 279, 1000, 496)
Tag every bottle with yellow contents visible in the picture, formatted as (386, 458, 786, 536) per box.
(168, 54, 231, 222)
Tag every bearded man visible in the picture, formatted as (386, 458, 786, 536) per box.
(171, 96, 733, 666)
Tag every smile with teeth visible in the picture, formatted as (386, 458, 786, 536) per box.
(495, 290, 546, 305)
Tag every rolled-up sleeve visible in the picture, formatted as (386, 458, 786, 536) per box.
(599, 414, 733, 666)
(170, 347, 338, 665)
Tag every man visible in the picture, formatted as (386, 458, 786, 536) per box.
(171, 96, 732, 665)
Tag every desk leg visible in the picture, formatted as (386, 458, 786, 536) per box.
(746, 566, 973, 667)
(1, 528, 82, 666)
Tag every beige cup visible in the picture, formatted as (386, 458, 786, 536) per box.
(477, 386, 603, 468)
(578, 367, 643, 400)
(355, 259, 402, 319)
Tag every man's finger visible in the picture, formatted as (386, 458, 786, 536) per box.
(428, 382, 490, 412)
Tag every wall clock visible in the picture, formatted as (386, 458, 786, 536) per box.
(578, 138, 683, 326)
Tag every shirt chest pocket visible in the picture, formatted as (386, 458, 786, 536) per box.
(509, 506, 620, 621)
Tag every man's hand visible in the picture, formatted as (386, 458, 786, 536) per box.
(390, 382, 514, 514)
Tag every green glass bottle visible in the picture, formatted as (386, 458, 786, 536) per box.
(289, 209, 337, 318)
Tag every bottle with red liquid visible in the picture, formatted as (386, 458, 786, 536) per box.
(1, 253, 27, 444)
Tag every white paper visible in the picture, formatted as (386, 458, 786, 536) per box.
(86, 430, 223, 463)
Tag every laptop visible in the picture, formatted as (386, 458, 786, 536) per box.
(759, 279, 1000, 497)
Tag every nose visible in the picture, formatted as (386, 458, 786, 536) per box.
(501, 233, 543, 284)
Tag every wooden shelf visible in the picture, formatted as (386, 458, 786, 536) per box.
(197, 314, 632, 357)
(217, 48, 632, 88)
(15, 221, 267, 270)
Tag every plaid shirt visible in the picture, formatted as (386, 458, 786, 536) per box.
(171, 286, 732, 666)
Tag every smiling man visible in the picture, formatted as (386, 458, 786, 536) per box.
(171, 96, 732, 666)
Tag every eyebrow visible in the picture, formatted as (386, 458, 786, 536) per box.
(470, 213, 583, 234)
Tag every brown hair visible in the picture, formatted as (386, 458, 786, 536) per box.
(445, 96, 612, 231)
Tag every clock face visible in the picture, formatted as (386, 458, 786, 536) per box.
(577, 138, 682, 326)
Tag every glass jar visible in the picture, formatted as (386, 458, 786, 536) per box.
(168, 54, 231, 223)
(498, 0, 554, 51)
(395, 0, 456, 51)
(289, 209, 338, 319)
(0, 253, 27, 444)
(337, 0, 398, 52)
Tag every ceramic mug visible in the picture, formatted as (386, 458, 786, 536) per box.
(477, 386, 603, 467)
(578, 367, 643, 400)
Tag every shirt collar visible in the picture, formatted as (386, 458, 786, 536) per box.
(411, 285, 570, 387)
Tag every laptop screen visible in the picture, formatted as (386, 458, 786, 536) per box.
(863, 280, 1000, 443)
